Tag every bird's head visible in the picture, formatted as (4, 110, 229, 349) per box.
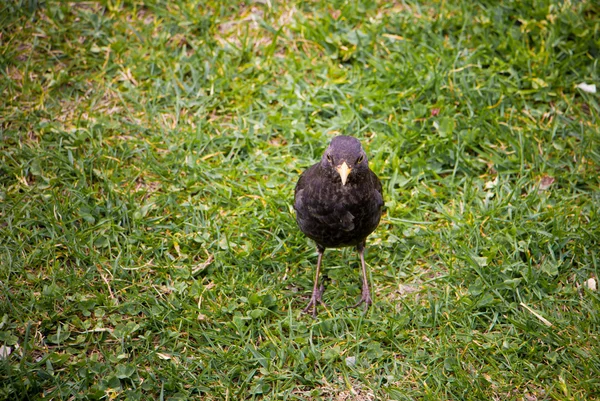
(321, 136, 369, 186)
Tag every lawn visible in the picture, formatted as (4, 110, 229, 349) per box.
(1, 0, 599, 399)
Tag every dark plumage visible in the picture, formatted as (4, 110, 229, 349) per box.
(294, 136, 383, 316)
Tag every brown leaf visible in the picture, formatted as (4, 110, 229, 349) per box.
(329, 9, 341, 20)
(539, 175, 555, 191)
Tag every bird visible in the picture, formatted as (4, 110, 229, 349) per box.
(294, 135, 383, 317)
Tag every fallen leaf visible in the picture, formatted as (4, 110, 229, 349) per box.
(485, 176, 498, 189)
(576, 83, 596, 94)
(0, 345, 11, 359)
(585, 278, 597, 291)
(539, 175, 555, 191)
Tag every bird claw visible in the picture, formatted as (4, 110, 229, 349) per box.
(349, 289, 372, 312)
(303, 283, 325, 318)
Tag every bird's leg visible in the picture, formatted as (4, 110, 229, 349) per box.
(350, 241, 372, 311)
(303, 246, 326, 318)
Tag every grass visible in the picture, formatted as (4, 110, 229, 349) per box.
(1, 0, 599, 399)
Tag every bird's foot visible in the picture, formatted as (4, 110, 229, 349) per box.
(349, 288, 372, 312)
(303, 283, 325, 318)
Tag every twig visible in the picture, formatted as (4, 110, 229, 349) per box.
(520, 302, 552, 327)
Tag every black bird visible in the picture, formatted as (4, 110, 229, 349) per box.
(294, 136, 383, 316)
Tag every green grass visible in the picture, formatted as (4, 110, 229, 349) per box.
(1, 0, 599, 399)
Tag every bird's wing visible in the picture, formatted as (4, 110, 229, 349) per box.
(293, 164, 318, 212)
(370, 170, 384, 209)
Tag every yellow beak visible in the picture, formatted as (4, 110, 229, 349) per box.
(335, 162, 351, 186)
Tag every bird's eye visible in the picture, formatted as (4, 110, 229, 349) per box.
(356, 155, 364, 164)
(326, 154, 332, 163)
